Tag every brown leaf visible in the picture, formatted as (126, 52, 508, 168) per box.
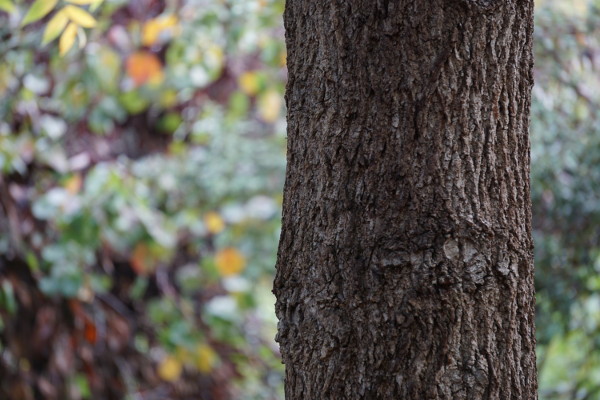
(84, 319, 97, 344)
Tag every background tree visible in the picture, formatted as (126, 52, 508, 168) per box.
(533, 1, 600, 397)
(274, 1, 537, 398)
(0, 1, 287, 398)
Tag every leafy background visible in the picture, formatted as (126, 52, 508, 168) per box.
(0, 0, 598, 399)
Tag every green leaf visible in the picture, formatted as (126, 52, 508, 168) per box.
(158, 113, 183, 133)
(88, 47, 121, 92)
(71, 374, 91, 399)
(90, 0, 104, 12)
(0, 0, 15, 13)
(0, 281, 17, 315)
(21, 0, 58, 26)
(42, 8, 69, 45)
(77, 26, 87, 48)
(66, 0, 96, 4)
(39, 263, 83, 298)
(119, 90, 150, 114)
(25, 251, 40, 273)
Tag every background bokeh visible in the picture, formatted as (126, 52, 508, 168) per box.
(0, 0, 598, 398)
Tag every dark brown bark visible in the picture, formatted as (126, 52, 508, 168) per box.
(274, 1, 536, 399)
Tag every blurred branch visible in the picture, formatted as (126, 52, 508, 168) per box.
(0, 176, 23, 256)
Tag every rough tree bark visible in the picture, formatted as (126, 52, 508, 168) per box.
(274, 1, 536, 399)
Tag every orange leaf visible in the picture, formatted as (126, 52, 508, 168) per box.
(126, 52, 164, 87)
(215, 248, 246, 277)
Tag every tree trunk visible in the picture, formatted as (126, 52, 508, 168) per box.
(274, 1, 537, 399)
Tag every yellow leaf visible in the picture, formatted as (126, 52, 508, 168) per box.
(21, 0, 58, 26)
(142, 14, 179, 46)
(66, 0, 96, 4)
(238, 71, 261, 96)
(204, 212, 225, 235)
(195, 344, 218, 373)
(64, 5, 96, 28)
(64, 173, 82, 195)
(126, 51, 164, 87)
(59, 23, 78, 55)
(205, 44, 223, 68)
(0, 0, 15, 13)
(161, 14, 178, 29)
(279, 51, 287, 67)
(258, 89, 282, 123)
(159, 89, 178, 108)
(158, 356, 182, 382)
(215, 248, 246, 277)
(142, 19, 161, 47)
(42, 8, 69, 45)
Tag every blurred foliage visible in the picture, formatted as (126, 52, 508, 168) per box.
(0, 0, 285, 398)
(533, 0, 600, 398)
(3, 0, 600, 399)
